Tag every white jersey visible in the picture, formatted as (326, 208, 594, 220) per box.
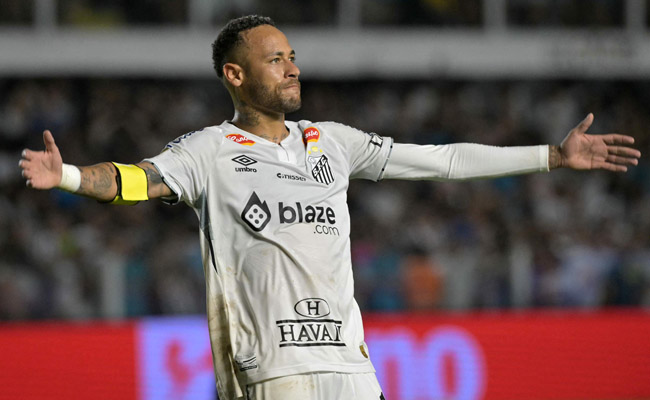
(145, 120, 393, 399)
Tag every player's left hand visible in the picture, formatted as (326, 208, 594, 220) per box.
(557, 113, 641, 171)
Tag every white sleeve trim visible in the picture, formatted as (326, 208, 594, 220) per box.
(541, 144, 550, 172)
(382, 143, 550, 181)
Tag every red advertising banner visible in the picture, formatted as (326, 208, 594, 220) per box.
(363, 310, 650, 400)
(1, 310, 649, 400)
(0, 321, 137, 400)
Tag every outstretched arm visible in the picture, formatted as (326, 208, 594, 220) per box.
(382, 113, 641, 181)
(548, 113, 641, 171)
(19, 130, 173, 201)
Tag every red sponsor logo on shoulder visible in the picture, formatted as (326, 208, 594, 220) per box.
(303, 127, 320, 144)
(226, 134, 255, 146)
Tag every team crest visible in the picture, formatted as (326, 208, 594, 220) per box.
(307, 145, 334, 185)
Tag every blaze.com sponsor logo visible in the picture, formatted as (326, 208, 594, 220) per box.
(241, 192, 339, 236)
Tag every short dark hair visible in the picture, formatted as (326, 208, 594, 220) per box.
(211, 15, 275, 78)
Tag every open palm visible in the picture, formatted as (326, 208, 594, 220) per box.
(560, 114, 641, 172)
(19, 130, 63, 189)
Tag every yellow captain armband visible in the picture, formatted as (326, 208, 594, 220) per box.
(110, 162, 149, 205)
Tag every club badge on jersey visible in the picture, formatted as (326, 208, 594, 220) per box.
(303, 127, 334, 185)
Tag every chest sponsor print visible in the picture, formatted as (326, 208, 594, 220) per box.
(240, 192, 339, 236)
(276, 172, 306, 182)
(241, 192, 271, 232)
(226, 133, 256, 146)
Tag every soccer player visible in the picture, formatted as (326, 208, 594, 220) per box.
(19, 15, 640, 400)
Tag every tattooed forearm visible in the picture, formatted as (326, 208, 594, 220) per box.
(92, 164, 114, 193)
(73, 162, 171, 202)
(77, 163, 118, 201)
(548, 145, 564, 170)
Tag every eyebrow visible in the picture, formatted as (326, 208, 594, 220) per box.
(266, 50, 296, 58)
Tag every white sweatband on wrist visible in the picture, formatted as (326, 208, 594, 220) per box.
(58, 163, 81, 192)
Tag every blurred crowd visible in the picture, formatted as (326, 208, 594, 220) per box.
(1, 0, 630, 27)
(0, 78, 648, 320)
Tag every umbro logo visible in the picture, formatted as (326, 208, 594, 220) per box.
(232, 155, 257, 166)
(232, 155, 258, 172)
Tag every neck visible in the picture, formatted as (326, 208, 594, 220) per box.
(232, 104, 289, 144)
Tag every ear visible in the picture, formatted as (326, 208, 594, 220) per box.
(223, 63, 244, 87)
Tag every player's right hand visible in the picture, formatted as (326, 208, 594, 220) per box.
(19, 130, 63, 189)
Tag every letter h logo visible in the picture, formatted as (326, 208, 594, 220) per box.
(306, 300, 320, 316)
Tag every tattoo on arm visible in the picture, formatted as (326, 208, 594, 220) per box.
(77, 163, 117, 201)
(142, 163, 163, 185)
(74, 162, 172, 201)
(138, 162, 173, 199)
(548, 145, 563, 169)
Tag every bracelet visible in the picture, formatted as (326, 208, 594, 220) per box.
(58, 163, 81, 192)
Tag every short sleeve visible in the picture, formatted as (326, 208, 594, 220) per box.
(143, 129, 220, 206)
(315, 122, 394, 181)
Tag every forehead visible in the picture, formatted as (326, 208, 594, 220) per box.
(240, 25, 292, 57)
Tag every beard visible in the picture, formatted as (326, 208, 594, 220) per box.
(244, 78, 302, 114)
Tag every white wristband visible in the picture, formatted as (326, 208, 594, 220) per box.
(58, 163, 81, 192)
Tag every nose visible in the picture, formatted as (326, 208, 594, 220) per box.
(286, 60, 300, 79)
